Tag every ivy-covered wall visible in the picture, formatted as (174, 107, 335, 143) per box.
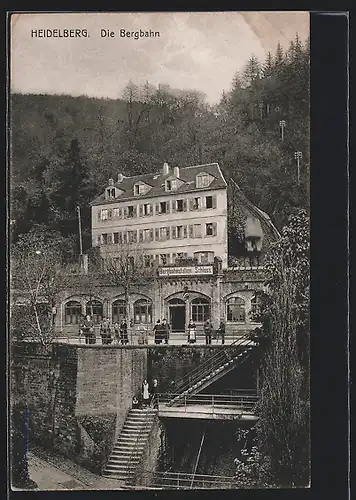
(11, 342, 147, 473)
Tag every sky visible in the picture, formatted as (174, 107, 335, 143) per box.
(10, 12, 309, 104)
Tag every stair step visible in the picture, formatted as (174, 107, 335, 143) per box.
(111, 449, 144, 456)
(121, 430, 150, 436)
(113, 444, 145, 451)
(108, 458, 140, 465)
(112, 445, 144, 451)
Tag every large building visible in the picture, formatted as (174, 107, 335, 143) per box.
(91, 162, 229, 268)
(12, 162, 279, 339)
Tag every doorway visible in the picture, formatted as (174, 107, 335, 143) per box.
(168, 298, 186, 333)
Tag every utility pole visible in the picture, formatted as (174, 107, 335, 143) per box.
(77, 205, 83, 255)
(294, 151, 303, 185)
(279, 120, 286, 140)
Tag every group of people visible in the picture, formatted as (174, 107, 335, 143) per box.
(100, 318, 129, 345)
(132, 378, 159, 409)
(153, 319, 170, 344)
(187, 318, 226, 344)
(79, 317, 129, 345)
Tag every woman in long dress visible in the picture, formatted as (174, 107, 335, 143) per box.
(187, 320, 197, 344)
(142, 379, 150, 407)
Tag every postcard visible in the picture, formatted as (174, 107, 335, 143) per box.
(9, 11, 310, 491)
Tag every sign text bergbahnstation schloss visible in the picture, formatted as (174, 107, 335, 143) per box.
(158, 266, 213, 277)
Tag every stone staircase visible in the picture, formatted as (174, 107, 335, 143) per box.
(103, 407, 157, 482)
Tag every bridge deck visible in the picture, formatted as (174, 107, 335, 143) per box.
(158, 403, 257, 421)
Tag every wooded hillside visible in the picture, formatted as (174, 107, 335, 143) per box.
(10, 35, 309, 256)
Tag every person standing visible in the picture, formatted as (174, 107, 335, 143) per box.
(204, 319, 213, 345)
(150, 378, 159, 408)
(120, 319, 128, 345)
(153, 320, 162, 344)
(162, 318, 170, 345)
(187, 319, 197, 344)
(113, 321, 120, 344)
(218, 319, 226, 345)
(142, 379, 150, 407)
(78, 316, 85, 344)
(100, 317, 110, 344)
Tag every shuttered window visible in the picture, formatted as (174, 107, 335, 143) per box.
(205, 196, 217, 209)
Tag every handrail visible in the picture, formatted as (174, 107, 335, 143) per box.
(169, 334, 256, 403)
(125, 396, 156, 485)
(158, 393, 258, 403)
(132, 469, 238, 489)
(172, 332, 254, 393)
(190, 432, 205, 488)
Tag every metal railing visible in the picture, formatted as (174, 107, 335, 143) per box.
(49, 327, 260, 346)
(157, 393, 258, 414)
(126, 470, 238, 489)
(168, 332, 256, 402)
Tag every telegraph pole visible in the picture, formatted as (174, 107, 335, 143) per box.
(294, 151, 303, 185)
(279, 120, 286, 140)
(77, 205, 83, 255)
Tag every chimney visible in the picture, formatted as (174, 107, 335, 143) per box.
(162, 162, 170, 175)
(173, 166, 180, 178)
(117, 173, 124, 183)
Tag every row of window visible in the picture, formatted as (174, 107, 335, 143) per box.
(98, 195, 217, 222)
(97, 222, 218, 246)
(64, 296, 260, 325)
(105, 173, 214, 200)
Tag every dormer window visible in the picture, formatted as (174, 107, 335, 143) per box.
(133, 182, 151, 196)
(165, 179, 177, 191)
(196, 172, 213, 189)
(106, 188, 116, 199)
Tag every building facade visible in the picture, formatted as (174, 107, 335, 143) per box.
(12, 162, 279, 340)
(54, 262, 266, 337)
(91, 162, 229, 269)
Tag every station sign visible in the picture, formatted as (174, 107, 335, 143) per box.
(158, 265, 214, 277)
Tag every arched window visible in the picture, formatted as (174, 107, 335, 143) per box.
(86, 300, 103, 324)
(65, 301, 82, 325)
(191, 297, 210, 323)
(251, 295, 261, 322)
(226, 297, 246, 323)
(168, 298, 185, 305)
(112, 299, 127, 323)
(134, 299, 152, 324)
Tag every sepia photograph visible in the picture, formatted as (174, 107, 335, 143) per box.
(9, 11, 310, 491)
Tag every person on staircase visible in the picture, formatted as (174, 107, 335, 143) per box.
(132, 395, 139, 409)
(187, 319, 197, 344)
(204, 318, 213, 345)
(150, 378, 159, 408)
(142, 379, 150, 407)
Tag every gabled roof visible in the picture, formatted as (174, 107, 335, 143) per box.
(91, 163, 227, 206)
